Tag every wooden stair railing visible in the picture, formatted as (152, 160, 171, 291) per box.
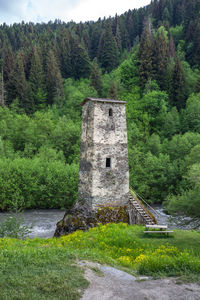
(128, 191, 157, 225)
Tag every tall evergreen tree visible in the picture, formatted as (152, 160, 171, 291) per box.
(3, 46, 14, 86)
(45, 49, 63, 105)
(6, 50, 31, 112)
(153, 26, 169, 89)
(169, 36, 176, 58)
(58, 28, 72, 78)
(0, 68, 5, 107)
(109, 81, 118, 99)
(90, 58, 102, 97)
(29, 45, 46, 110)
(138, 18, 154, 88)
(119, 16, 130, 49)
(112, 14, 122, 52)
(89, 23, 101, 60)
(98, 23, 119, 72)
(195, 74, 200, 93)
(171, 57, 186, 110)
(70, 38, 91, 80)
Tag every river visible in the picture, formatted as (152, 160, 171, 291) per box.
(0, 206, 198, 238)
(0, 209, 65, 238)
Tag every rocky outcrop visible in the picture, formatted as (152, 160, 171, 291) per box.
(54, 202, 129, 237)
(54, 194, 156, 237)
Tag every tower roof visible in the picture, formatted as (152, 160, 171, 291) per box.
(81, 97, 127, 106)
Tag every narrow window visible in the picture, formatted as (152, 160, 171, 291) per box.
(106, 158, 111, 168)
(109, 108, 113, 117)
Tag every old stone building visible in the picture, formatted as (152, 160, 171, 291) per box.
(78, 97, 129, 208)
(54, 97, 156, 237)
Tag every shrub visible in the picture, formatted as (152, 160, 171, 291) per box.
(0, 212, 32, 238)
(0, 158, 78, 210)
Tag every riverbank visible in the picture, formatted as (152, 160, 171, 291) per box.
(1, 206, 198, 239)
(0, 223, 200, 299)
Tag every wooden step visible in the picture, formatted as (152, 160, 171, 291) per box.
(128, 193, 156, 225)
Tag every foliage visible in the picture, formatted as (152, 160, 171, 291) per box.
(169, 25, 184, 45)
(1, 223, 200, 291)
(140, 90, 168, 134)
(0, 158, 78, 210)
(90, 58, 103, 96)
(181, 93, 200, 133)
(165, 163, 200, 221)
(138, 19, 154, 88)
(0, 212, 32, 238)
(57, 223, 200, 278)
(98, 23, 119, 72)
(129, 150, 174, 203)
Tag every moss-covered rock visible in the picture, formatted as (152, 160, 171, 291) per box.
(96, 206, 129, 224)
(54, 202, 97, 237)
(54, 203, 129, 237)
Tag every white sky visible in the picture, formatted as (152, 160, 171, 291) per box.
(0, 0, 151, 25)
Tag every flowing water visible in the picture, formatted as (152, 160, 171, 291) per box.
(0, 206, 198, 238)
(0, 209, 65, 238)
(152, 205, 200, 230)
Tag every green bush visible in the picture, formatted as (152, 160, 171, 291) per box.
(0, 212, 32, 238)
(0, 157, 78, 210)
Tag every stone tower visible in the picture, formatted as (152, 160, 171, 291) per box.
(78, 97, 129, 208)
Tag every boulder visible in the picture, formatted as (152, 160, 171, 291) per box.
(54, 202, 129, 237)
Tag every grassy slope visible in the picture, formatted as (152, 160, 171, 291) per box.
(0, 224, 200, 299)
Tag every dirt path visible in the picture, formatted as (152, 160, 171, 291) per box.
(78, 261, 200, 300)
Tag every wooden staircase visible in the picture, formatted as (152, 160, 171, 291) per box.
(128, 191, 156, 225)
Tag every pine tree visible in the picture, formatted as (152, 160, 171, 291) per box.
(138, 18, 154, 88)
(162, 7, 170, 25)
(115, 23, 122, 53)
(89, 23, 101, 60)
(153, 26, 169, 89)
(119, 16, 130, 49)
(6, 50, 31, 112)
(98, 23, 119, 72)
(169, 36, 176, 58)
(45, 49, 63, 105)
(90, 58, 102, 97)
(0, 68, 6, 107)
(3, 46, 14, 97)
(109, 81, 118, 99)
(195, 74, 200, 93)
(58, 28, 72, 78)
(171, 57, 186, 110)
(192, 21, 200, 66)
(70, 38, 91, 80)
(112, 14, 122, 52)
(29, 45, 46, 110)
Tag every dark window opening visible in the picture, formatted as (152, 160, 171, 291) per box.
(110, 124, 115, 130)
(109, 108, 113, 117)
(106, 158, 111, 168)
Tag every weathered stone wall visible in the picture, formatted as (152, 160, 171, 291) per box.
(78, 100, 129, 208)
(78, 101, 95, 206)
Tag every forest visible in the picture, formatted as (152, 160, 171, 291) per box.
(0, 0, 200, 223)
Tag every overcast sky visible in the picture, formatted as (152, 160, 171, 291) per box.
(0, 0, 151, 25)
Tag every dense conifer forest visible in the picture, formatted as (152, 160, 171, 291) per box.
(0, 0, 200, 223)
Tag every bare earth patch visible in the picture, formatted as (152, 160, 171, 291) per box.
(78, 261, 200, 300)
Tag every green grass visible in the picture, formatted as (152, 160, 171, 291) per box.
(0, 239, 88, 300)
(0, 223, 200, 299)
